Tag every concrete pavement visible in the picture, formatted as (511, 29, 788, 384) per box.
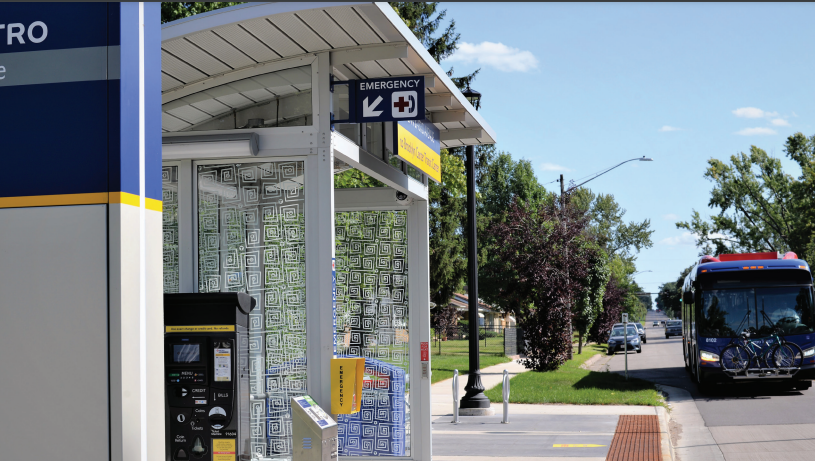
(431, 358, 672, 460)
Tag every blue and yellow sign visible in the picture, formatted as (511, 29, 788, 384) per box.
(395, 119, 441, 183)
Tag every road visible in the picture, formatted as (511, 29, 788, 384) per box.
(605, 310, 815, 460)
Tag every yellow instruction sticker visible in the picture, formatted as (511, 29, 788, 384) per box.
(212, 438, 236, 461)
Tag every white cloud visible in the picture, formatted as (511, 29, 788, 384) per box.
(658, 126, 682, 132)
(660, 232, 696, 246)
(732, 107, 778, 119)
(735, 127, 777, 136)
(539, 162, 571, 172)
(732, 107, 766, 118)
(662, 213, 680, 221)
(660, 232, 731, 247)
(793, 111, 798, 117)
(770, 118, 790, 126)
(447, 41, 539, 72)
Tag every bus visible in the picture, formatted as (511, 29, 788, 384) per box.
(682, 251, 815, 392)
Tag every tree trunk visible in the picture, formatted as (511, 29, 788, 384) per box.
(578, 331, 583, 355)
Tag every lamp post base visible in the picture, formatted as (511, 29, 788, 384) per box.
(459, 370, 492, 413)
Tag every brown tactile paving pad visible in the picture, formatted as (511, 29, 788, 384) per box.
(606, 414, 662, 461)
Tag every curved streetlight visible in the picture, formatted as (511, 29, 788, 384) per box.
(632, 270, 653, 276)
(564, 156, 653, 194)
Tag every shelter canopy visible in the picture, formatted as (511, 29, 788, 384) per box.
(161, 2, 496, 148)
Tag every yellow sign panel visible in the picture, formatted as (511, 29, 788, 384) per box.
(552, 444, 606, 448)
(212, 438, 236, 461)
(396, 121, 441, 183)
(165, 325, 235, 333)
(331, 357, 365, 414)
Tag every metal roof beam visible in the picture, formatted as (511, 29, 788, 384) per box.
(330, 44, 408, 66)
(440, 128, 484, 141)
(425, 93, 453, 108)
(429, 110, 466, 123)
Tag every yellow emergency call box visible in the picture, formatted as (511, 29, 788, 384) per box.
(330, 357, 365, 414)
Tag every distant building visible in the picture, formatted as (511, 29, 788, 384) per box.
(449, 293, 516, 328)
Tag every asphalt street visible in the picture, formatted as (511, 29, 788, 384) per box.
(605, 310, 815, 460)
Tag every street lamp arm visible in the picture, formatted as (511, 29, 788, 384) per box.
(566, 157, 652, 193)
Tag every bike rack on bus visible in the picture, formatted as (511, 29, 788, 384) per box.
(724, 366, 801, 379)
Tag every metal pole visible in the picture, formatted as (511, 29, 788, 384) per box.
(460, 144, 490, 411)
(501, 369, 510, 424)
(560, 174, 572, 360)
(624, 318, 629, 380)
(452, 370, 460, 423)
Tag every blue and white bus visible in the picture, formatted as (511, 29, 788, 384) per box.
(682, 252, 815, 392)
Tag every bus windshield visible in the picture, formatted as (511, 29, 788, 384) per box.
(699, 286, 815, 338)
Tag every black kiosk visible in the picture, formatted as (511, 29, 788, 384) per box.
(164, 293, 256, 461)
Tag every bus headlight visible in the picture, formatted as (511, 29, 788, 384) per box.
(804, 347, 815, 357)
(700, 351, 719, 362)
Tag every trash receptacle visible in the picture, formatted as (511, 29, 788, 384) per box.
(336, 357, 406, 456)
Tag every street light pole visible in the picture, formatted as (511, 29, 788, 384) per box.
(459, 144, 491, 413)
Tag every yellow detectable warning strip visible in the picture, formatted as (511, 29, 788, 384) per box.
(165, 325, 236, 333)
(553, 444, 606, 448)
(0, 192, 162, 210)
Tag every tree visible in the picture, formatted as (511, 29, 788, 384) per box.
(656, 265, 693, 319)
(389, 2, 479, 89)
(428, 151, 467, 309)
(161, 2, 243, 23)
(588, 274, 627, 344)
(676, 143, 797, 257)
(572, 189, 654, 260)
(572, 242, 610, 354)
(482, 194, 597, 371)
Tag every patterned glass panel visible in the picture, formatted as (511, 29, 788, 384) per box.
(335, 210, 410, 457)
(197, 161, 306, 459)
(162, 165, 180, 293)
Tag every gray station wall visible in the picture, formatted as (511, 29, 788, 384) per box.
(0, 205, 109, 459)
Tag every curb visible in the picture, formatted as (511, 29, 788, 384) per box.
(655, 406, 674, 461)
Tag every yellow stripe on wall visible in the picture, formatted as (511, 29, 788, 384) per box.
(0, 192, 163, 210)
(0, 193, 109, 208)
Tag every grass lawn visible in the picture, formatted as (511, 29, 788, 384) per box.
(430, 336, 511, 384)
(484, 344, 663, 406)
(431, 354, 512, 384)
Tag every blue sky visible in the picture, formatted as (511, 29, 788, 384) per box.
(440, 2, 815, 303)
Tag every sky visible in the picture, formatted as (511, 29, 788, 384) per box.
(439, 2, 815, 305)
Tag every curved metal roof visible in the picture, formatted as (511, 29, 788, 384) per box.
(160, 2, 496, 147)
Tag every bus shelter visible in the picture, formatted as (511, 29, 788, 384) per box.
(159, 2, 496, 460)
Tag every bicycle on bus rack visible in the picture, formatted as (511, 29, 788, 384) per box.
(719, 308, 804, 378)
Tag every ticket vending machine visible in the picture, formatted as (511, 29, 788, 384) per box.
(164, 293, 256, 461)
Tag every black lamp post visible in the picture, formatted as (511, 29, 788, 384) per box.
(459, 86, 491, 413)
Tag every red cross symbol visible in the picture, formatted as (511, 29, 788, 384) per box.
(393, 96, 410, 112)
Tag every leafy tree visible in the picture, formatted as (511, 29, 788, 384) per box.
(676, 131, 815, 266)
(428, 151, 467, 309)
(389, 2, 479, 89)
(572, 243, 610, 354)
(588, 274, 627, 344)
(161, 2, 243, 23)
(656, 265, 693, 319)
(482, 194, 596, 371)
(572, 189, 654, 260)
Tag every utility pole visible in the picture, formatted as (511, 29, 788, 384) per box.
(560, 174, 572, 360)
(459, 144, 491, 414)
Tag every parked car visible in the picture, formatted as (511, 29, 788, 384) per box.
(665, 320, 682, 338)
(634, 322, 646, 343)
(607, 324, 642, 354)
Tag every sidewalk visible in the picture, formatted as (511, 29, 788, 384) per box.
(430, 358, 672, 461)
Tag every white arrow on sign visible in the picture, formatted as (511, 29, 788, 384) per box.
(363, 96, 383, 117)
